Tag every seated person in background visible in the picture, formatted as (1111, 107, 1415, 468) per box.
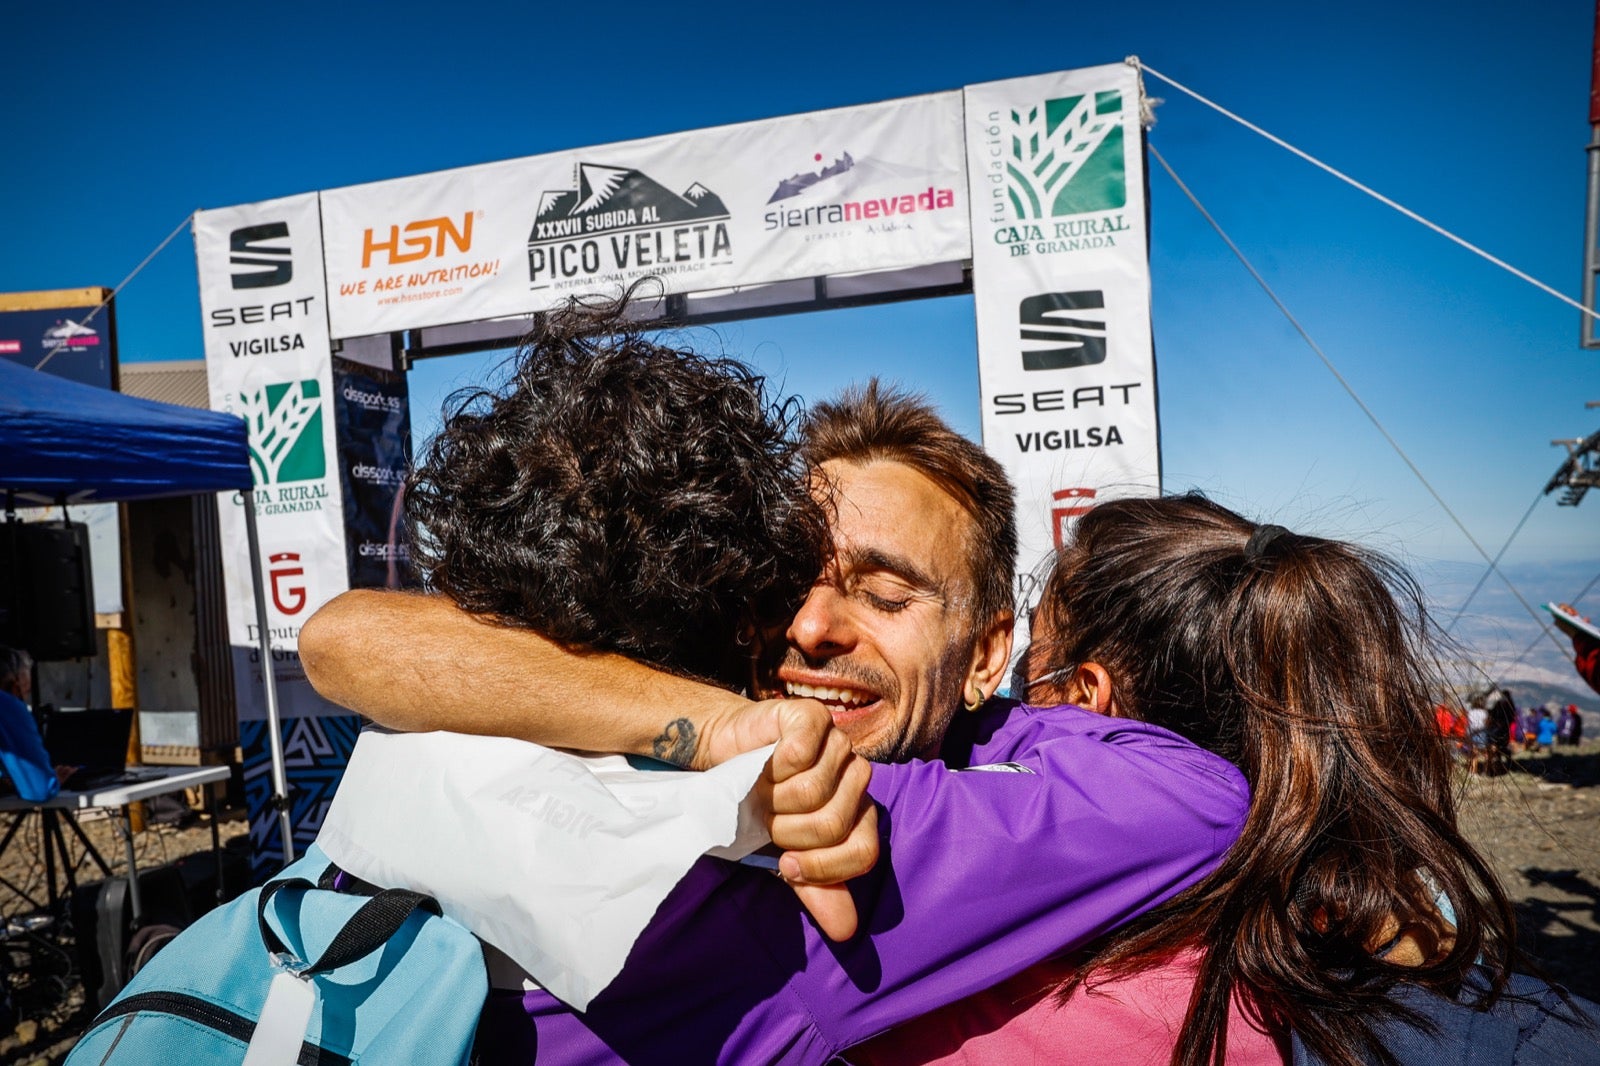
(851, 495, 1597, 1066)
(300, 323, 1249, 1064)
(0, 645, 59, 802)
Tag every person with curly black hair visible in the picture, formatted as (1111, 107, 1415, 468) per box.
(406, 293, 827, 690)
(336, 290, 875, 939)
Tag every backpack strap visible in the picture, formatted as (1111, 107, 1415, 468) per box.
(256, 876, 444, 977)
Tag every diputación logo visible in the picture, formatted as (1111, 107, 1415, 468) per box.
(268, 551, 308, 615)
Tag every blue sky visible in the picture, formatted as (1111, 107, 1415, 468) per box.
(4, 0, 1597, 692)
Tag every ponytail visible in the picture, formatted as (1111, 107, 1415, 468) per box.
(1033, 494, 1518, 1066)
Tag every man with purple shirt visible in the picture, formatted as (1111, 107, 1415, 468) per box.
(302, 315, 1248, 1063)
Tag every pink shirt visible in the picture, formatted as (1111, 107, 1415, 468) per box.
(846, 953, 1289, 1066)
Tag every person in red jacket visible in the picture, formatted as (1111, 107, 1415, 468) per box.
(1552, 604, 1600, 696)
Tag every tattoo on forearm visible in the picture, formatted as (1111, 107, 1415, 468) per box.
(652, 718, 698, 767)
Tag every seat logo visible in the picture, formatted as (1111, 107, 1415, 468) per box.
(229, 222, 293, 289)
(1020, 291, 1106, 371)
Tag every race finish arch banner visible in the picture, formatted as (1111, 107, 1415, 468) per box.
(965, 64, 1160, 603)
(316, 91, 970, 335)
(194, 193, 362, 876)
(306, 62, 1155, 602)
(193, 61, 1156, 870)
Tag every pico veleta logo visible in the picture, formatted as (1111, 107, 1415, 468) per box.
(527, 163, 732, 290)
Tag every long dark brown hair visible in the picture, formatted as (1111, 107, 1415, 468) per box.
(1027, 493, 1518, 1066)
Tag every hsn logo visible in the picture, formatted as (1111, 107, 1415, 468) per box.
(361, 214, 474, 268)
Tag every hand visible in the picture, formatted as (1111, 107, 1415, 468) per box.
(744, 698, 880, 941)
(1552, 604, 1587, 638)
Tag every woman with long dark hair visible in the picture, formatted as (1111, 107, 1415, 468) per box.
(853, 493, 1597, 1066)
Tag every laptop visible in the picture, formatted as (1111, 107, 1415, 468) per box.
(40, 708, 140, 792)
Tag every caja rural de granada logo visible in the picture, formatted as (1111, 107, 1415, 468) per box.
(238, 379, 331, 516)
(762, 150, 956, 241)
(527, 163, 732, 290)
(980, 91, 1131, 258)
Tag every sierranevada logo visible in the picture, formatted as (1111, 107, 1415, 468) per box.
(1006, 92, 1125, 218)
(242, 380, 325, 486)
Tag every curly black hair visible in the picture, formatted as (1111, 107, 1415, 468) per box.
(405, 290, 827, 688)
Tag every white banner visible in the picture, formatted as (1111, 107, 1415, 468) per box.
(319, 93, 970, 338)
(195, 193, 351, 720)
(965, 64, 1161, 606)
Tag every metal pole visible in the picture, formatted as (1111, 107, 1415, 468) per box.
(240, 490, 295, 864)
(1583, 0, 1600, 347)
(1583, 130, 1600, 348)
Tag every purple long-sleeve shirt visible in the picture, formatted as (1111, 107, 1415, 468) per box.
(484, 700, 1250, 1065)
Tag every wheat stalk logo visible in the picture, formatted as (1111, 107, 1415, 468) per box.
(241, 380, 322, 484)
(1006, 94, 1118, 219)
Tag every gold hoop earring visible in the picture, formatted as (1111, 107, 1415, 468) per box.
(963, 686, 984, 712)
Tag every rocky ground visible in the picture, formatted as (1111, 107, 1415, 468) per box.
(0, 805, 249, 1065)
(0, 743, 1597, 1063)
(1458, 740, 1600, 1000)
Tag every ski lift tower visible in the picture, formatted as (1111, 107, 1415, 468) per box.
(1545, 402, 1600, 506)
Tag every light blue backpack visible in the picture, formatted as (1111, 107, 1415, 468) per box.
(66, 845, 488, 1065)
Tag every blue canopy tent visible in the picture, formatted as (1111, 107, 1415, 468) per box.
(0, 357, 295, 860)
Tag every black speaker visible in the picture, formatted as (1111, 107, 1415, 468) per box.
(0, 520, 96, 660)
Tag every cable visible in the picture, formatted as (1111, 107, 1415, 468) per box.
(1148, 143, 1571, 659)
(1445, 488, 1548, 633)
(1130, 59, 1598, 323)
(1502, 570, 1600, 675)
(34, 210, 197, 374)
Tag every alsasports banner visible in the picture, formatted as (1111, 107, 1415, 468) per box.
(331, 356, 416, 590)
(318, 91, 970, 338)
(194, 192, 351, 722)
(964, 63, 1161, 605)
